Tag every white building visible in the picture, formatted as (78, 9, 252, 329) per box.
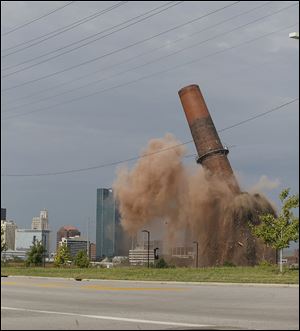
(129, 247, 155, 266)
(1, 220, 17, 250)
(15, 229, 50, 257)
(31, 209, 48, 230)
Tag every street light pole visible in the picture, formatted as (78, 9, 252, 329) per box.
(43, 233, 46, 268)
(289, 32, 299, 40)
(86, 217, 90, 259)
(193, 241, 199, 268)
(142, 230, 150, 268)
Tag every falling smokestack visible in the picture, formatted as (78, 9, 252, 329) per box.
(178, 84, 240, 194)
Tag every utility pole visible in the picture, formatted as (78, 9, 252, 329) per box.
(142, 230, 150, 268)
(193, 241, 199, 268)
(86, 217, 90, 259)
(43, 233, 46, 268)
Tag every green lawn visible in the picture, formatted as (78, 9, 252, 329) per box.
(1, 265, 298, 284)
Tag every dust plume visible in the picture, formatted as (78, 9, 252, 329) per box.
(249, 175, 280, 194)
(113, 133, 276, 266)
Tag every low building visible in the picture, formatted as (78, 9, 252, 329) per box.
(60, 236, 88, 258)
(1, 249, 27, 261)
(169, 246, 194, 257)
(89, 242, 96, 261)
(56, 225, 81, 250)
(129, 247, 155, 266)
(15, 229, 50, 257)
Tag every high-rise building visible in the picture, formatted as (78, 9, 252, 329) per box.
(1, 208, 6, 221)
(31, 209, 48, 230)
(1, 220, 17, 250)
(56, 225, 80, 250)
(96, 188, 130, 260)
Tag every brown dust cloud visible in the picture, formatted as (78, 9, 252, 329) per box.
(113, 133, 276, 266)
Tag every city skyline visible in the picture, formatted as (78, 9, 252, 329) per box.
(1, 1, 299, 250)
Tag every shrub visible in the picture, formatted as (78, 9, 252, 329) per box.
(54, 243, 72, 267)
(155, 258, 169, 268)
(223, 261, 236, 267)
(74, 250, 90, 268)
(258, 259, 273, 267)
(26, 240, 46, 267)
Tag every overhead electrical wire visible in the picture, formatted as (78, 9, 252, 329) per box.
(0, 1, 241, 81)
(3, 1, 289, 114)
(2, 21, 298, 121)
(1, 1, 129, 55)
(2, 1, 274, 111)
(1, 98, 297, 177)
(2, 1, 295, 89)
(1, 0, 186, 74)
(1, 1, 76, 36)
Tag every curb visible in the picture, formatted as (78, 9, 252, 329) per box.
(2, 275, 299, 287)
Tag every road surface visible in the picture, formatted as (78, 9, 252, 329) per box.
(1, 276, 299, 330)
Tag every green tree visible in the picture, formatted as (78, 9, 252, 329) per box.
(1, 227, 7, 253)
(26, 239, 46, 267)
(249, 188, 299, 272)
(74, 250, 90, 268)
(54, 243, 72, 267)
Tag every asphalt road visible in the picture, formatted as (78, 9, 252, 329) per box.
(1, 276, 299, 330)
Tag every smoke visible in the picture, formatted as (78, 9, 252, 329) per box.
(249, 175, 280, 193)
(113, 133, 276, 266)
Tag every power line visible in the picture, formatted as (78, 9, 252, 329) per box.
(3, 1, 296, 90)
(0, 1, 240, 83)
(2, 1, 274, 111)
(1, 98, 297, 177)
(1, 1, 76, 36)
(1, 1, 185, 75)
(3, 1, 288, 114)
(1, 1, 129, 55)
(2, 22, 298, 120)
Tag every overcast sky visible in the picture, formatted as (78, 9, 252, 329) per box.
(1, 1, 299, 252)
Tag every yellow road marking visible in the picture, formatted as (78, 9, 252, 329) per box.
(1, 281, 18, 285)
(36, 283, 72, 288)
(2, 281, 186, 291)
(2, 281, 72, 288)
(81, 285, 185, 291)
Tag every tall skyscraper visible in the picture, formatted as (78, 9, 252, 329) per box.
(31, 209, 48, 230)
(96, 188, 129, 260)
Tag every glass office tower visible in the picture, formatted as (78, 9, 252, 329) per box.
(96, 188, 119, 259)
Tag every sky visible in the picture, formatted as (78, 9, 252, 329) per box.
(1, 1, 299, 253)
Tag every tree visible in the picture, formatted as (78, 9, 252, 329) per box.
(54, 243, 72, 267)
(1, 227, 7, 253)
(74, 250, 90, 268)
(249, 188, 299, 272)
(154, 258, 169, 268)
(26, 239, 46, 267)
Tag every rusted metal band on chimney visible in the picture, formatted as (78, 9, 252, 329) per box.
(196, 147, 229, 164)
